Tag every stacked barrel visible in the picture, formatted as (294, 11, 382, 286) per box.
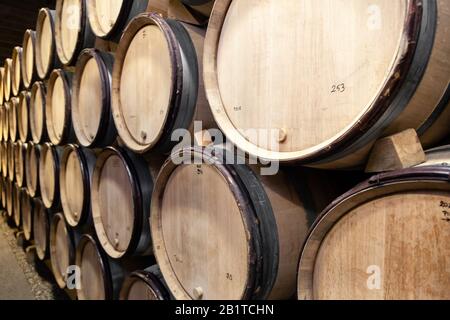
(0, 0, 449, 301)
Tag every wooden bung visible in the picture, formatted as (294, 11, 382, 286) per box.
(14, 141, 28, 188)
(39, 143, 63, 210)
(76, 234, 124, 300)
(26, 142, 42, 197)
(92, 147, 154, 258)
(46, 69, 76, 145)
(112, 13, 213, 154)
(86, 0, 149, 40)
(36, 8, 62, 79)
(50, 213, 78, 289)
(11, 47, 23, 97)
(33, 198, 51, 261)
(204, 0, 450, 169)
(120, 266, 171, 300)
(55, 0, 96, 66)
(72, 49, 117, 147)
(150, 147, 334, 300)
(18, 91, 31, 143)
(30, 81, 48, 143)
(3, 58, 12, 102)
(22, 30, 38, 89)
(60, 144, 96, 228)
(21, 190, 34, 241)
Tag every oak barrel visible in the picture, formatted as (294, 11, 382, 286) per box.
(112, 13, 213, 154)
(86, 0, 149, 40)
(76, 234, 124, 300)
(298, 166, 450, 300)
(22, 30, 38, 89)
(7, 141, 15, 182)
(30, 82, 48, 143)
(120, 265, 171, 300)
(36, 8, 62, 79)
(0, 67, 4, 105)
(14, 141, 27, 187)
(11, 47, 23, 97)
(1, 105, 8, 142)
(39, 143, 63, 210)
(1, 141, 7, 178)
(3, 59, 12, 102)
(5, 180, 13, 218)
(46, 69, 76, 145)
(33, 198, 50, 261)
(92, 147, 153, 258)
(1, 179, 6, 209)
(8, 98, 19, 142)
(21, 190, 34, 241)
(26, 142, 41, 197)
(0, 106, 3, 143)
(13, 183, 21, 227)
(55, 0, 96, 66)
(50, 212, 78, 289)
(72, 49, 117, 148)
(204, 0, 450, 169)
(18, 91, 31, 143)
(151, 147, 314, 300)
(60, 144, 96, 228)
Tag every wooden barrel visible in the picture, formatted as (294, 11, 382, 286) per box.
(0, 67, 4, 105)
(39, 143, 63, 210)
(13, 183, 21, 227)
(204, 0, 450, 169)
(11, 47, 23, 97)
(50, 212, 78, 289)
(0, 106, 3, 143)
(21, 189, 34, 241)
(72, 49, 117, 148)
(3, 58, 12, 102)
(112, 13, 213, 153)
(26, 142, 41, 197)
(55, 0, 96, 66)
(92, 147, 153, 258)
(8, 98, 19, 142)
(1, 179, 6, 209)
(1, 141, 7, 179)
(2, 103, 9, 141)
(22, 30, 38, 89)
(5, 180, 13, 218)
(86, 0, 149, 40)
(151, 147, 313, 300)
(60, 145, 96, 228)
(33, 198, 50, 261)
(18, 91, 31, 143)
(7, 141, 15, 182)
(0, 141, 4, 176)
(120, 266, 171, 300)
(30, 81, 48, 143)
(46, 69, 75, 145)
(36, 8, 62, 80)
(14, 141, 27, 187)
(76, 234, 124, 300)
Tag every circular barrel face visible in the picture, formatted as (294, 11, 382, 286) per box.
(113, 17, 173, 152)
(205, 0, 410, 162)
(18, 92, 30, 142)
(153, 163, 250, 300)
(77, 237, 106, 300)
(12, 47, 22, 96)
(22, 30, 36, 88)
(6, 181, 13, 217)
(36, 9, 56, 79)
(13, 185, 21, 227)
(47, 70, 70, 144)
(9, 98, 18, 142)
(61, 148, 85, 226)
(93, 152, 135, 258)
(21, 191, 33, 241)
(7, 142, 15, 182)
(298, 175, 450, 300)
(39, 145, 57, 208)
(56, 0, 84, 65)
(1, 142, 7, 178)
(15, 142, 26, 187)
(1, 180, 6, 210)
(26, 144, 40, 196)
(87, 0, 124, 38)
(50, 214, 72, 288)
(0, 67, 4, 104)
(73, 52, 106, 146)
(33, 200, 49, 260)
(126, 280, 157, 300)
(30, 82, 46, 143)
(2, 104, 9, 141)
(3, 59, 12, 102)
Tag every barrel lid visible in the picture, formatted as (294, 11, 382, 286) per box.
(33, 198, 50, 261)
(30, 81, 47, 143)
(120, 268, 171, 301)
(205, 0, 422, 163)
(36, 8, 57, 79)
(11, 46, 22, 96)
(86, 0, 130, 38)
(22, 29, 36, 89)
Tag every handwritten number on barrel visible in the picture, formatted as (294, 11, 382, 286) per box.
(331, 83, 346, 94)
